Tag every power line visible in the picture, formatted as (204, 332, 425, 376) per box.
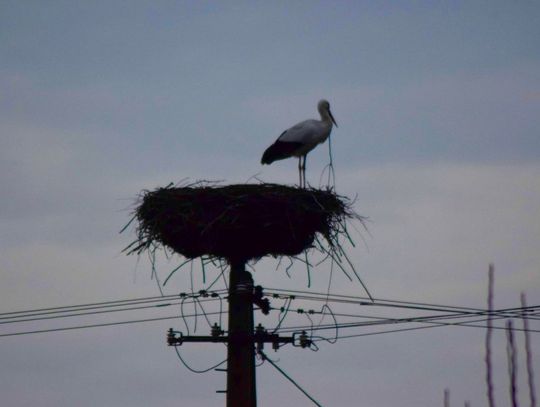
(265, 288, 540, 314)
(264, 289, 540, 321)
(279, 305, 540, 328)
(3, 287, 537, 324)
(311, 324, 442, 341)
(0, 309, 226, 338)
(0, 297, 223, 326)
(0, 290, 228, 319)
(272, 313, 540, 336)
(0, 290, 227, 320)
(174, 347, 227, 374)
(2, 289, 538, 341)
(0, 293, 181, 318)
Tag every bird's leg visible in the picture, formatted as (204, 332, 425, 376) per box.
(302, 155, 307, 188)
(298, 157, 302, 187)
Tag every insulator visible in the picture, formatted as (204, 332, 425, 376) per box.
(211, 323, 223, 338)
(255, 324, 266, 351)
(167, 328, 176, 346)
(255, 323, 265, 335)
(299, 330, 311, 349)
(253, 287, 271, 315)
(259, 298, 270, 315)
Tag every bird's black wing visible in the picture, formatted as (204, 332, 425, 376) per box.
(261, 140, 303, 164)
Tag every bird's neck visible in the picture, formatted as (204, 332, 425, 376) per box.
(319, 110, 333, 126)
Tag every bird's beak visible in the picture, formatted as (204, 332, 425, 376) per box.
(329, 110, 338, 128)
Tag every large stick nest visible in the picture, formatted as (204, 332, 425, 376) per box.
(125, 183, 358, 263)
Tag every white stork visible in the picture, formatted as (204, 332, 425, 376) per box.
(261, 99, 337, 187)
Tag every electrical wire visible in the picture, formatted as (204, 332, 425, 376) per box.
(263, 291, 540, 345)
(194, 297, 214, 328)
(313, 304, 338, 344)
(0, 297, 223, 326)
(272, 297, 293, 334)
(174, 347, 226, 374)
(311, 325, 445, 341)
(265, 287, 489, 310)
(0, 295, 226, 327)
(264, 289, 540, 320)
(271, 307, 540, 337)
(0, 309, 227, 338)
(271, 304, 539, 331)
(259, 350, 324, 407)
(0, 293, 183, 318)
(0, 302, 183, 325)
(278, 315, 540, 336)
(272, 289, 540, 320)
(0, 314, 182, 338)
(0, 290, 228, 320)
(2, 287, 537, 343)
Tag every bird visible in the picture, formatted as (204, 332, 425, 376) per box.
(261, 99, 337, 187)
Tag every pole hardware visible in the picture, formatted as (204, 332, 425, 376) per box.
(211, 323, 225, 338)
(293, 330, 313, 349)
(167, 328, 182, 346)
(253, 286, 270, 315)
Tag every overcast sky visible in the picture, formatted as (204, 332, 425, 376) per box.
(1, 1, 539, 406)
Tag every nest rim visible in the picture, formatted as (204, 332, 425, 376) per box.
(125, 182, 361, 264)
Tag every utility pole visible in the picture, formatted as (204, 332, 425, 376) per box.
(134, 181, 353, 406)
(166, 260, 300, 407)
(226, 260, 256, 407)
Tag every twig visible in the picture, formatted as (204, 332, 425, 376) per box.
(506, 319, 519, 407)
(305, 252, 312, 288)
(163, 258, 193, 286)
(521, 292, 537, 407)
(335, 244, 373, 301)
(486, 264, 496, 407)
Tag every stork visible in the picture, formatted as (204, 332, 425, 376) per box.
(261, 99, 338, 187)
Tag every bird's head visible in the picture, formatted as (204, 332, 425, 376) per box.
(318, 99, 338, 128)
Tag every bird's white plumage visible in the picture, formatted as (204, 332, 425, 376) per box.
(261, 99, 337, 187)
(277, 119, 332, 155)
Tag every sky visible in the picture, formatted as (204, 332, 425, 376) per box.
(1, 1, 540, 406)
